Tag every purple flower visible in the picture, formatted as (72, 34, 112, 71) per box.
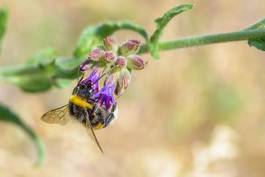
(115, 69, 131, 96)
(80, 69, 100, 92)
(92, 80, 115, 110)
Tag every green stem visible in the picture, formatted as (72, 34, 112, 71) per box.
(1, 29, 265, 77)
(139, 29, 265, 54)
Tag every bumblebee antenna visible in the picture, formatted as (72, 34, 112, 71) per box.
(77, 68, 84, 84)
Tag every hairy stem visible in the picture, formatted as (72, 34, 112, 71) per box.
(139, 29, 265, 54)
(1, 29, 265, 77)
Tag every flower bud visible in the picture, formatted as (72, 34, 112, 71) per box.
(103, 36, 116, 51)
(115, 69, 131, 96)
(119, 39, 141, 56)
(79, 59, 91, 72)
(103, 51, 115, 62)
(127, 55, 147, 70)
(115, 56, 127, 68)
(89, 48, 104, 61)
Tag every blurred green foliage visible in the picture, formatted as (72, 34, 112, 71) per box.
(0, 104, 45, 166)
(0, 6, 44, 166)
(0, 5, 7, 44)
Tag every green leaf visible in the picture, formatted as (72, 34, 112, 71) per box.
(247, 18, 265, 51)
(27, 48, 58, 66)
(149, 4, 193, 59)
(0, 5, 8, 43)
(74, 21, 148, 59)
(0, 57, 76, 92)
(6, 75, 52, 92)
(0, 49, 77, 92)
(0, 103, 45, 166)
(0, 48, 58, 92)
(248, 38, 265, 51)
(54, 78, 73, 88)
(54, 57, 81, 79)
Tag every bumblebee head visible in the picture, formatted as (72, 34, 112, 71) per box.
(74, 69, 101, 99)
(73, 83, 94, 99)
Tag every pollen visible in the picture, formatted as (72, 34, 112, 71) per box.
(69, 95, 93, 109)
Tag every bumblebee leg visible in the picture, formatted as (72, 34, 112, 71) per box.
(83, 109, 104, 153)
(77, 71, 85, 84)
(111, 103, 117, 112)
(103, 112, 115, 128)
(91, 104, 99, 114)
(103, 103, 117, 127)
(88, 104, 100, 125)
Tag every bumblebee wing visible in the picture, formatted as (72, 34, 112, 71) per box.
(41, 104, 70, 125)
(85, 118, 104, 153)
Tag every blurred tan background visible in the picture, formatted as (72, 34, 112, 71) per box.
(0, 0, 265, 177)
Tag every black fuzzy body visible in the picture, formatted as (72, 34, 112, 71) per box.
(68, 84, 117, 129)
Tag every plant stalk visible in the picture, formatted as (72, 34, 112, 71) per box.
(1, 28, 265, 76)
(139, 29, 265, 54)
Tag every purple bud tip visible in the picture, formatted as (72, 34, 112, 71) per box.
(127, 55, 147, 70)
(115, 69, 131, 96)
(126, 39, 141, 50)
(119, 39, 141, 56)
(115, 56, 127, 68)
(103, 51, 115, 62)
(103, 36, 116, 50)
(89, 48, 103, 61)
(79, 59, 91, 72)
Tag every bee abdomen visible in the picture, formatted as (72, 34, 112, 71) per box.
(69, 102, 118, 129)
(69, 102, 88, 122)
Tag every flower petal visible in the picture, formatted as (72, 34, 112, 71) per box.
(80, 69, 101, 92)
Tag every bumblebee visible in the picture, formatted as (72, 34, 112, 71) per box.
(41, 74, 118, 153)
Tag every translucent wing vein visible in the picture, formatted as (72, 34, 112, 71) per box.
(41, 104, 70, 125)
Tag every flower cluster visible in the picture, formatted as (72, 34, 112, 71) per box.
(78, 36, 148, 110)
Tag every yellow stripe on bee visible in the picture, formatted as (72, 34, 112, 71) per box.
(69, 95, 93, 109)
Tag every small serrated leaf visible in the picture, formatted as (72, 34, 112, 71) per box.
(0, 103, 45, 166)
(246, 18, 265, 52)
(248, 38, 265, 51)
(74, 21, 148, 59)
(149, 4, 193, 59)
